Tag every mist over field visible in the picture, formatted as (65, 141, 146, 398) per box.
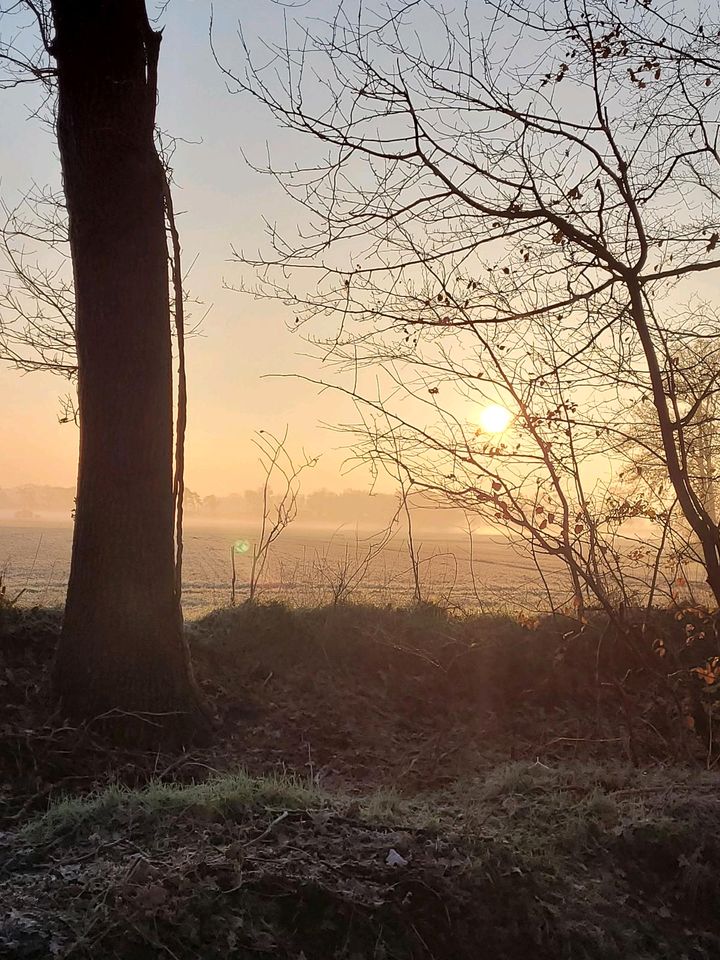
(0, 483, 475, 529)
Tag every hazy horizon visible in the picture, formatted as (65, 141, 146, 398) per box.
(0, 481, 499, 536)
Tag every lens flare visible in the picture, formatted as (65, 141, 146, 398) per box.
(233, 539, 251, 555)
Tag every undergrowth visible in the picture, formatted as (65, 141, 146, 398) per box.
(3, 601, 720, 957)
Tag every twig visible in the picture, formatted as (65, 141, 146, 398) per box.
(242, 809, 290, 848)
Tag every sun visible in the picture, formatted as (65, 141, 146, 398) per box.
(478, 404, 513, 434)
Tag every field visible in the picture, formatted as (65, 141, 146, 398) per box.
(3, 600, 720, 958)
(0, 519, 708, 616)
(0, 519, 576, 613)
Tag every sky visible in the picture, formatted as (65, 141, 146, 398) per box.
(3, 0, 709, 506)
(0, 0, 375, 496)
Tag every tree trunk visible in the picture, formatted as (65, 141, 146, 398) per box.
(627, 278, 720, 606)
(50, 0, 206, 740)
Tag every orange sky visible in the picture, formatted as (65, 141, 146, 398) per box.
(0, 0, 375, 496)
(5, 1, 706, 501)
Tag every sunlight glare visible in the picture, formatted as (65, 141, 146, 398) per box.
(478, 404, 513, 434)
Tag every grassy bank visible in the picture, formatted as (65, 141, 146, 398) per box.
(2, 600, 720, 957)
(5, 764, 720, 958)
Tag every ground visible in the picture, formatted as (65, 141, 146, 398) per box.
(2, 601, 720, 958)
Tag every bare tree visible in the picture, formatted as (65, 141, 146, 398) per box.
(230, 428, 317, 605)
(622, 336, 720, 526)
(0, 187, 76, 379)
(1, 1, 207, 737)
(312, 513, 402, 606)
(225, 0, 720, 610)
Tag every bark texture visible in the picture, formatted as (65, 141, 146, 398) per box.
(50, 0, 205, 739)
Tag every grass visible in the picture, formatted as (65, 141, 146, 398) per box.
(17, 770, 324, 847)
(188, 599, 717, 770)
(189, 598, 590, 722)
(4, 599, 720, 957)
(7, 762, 720, 958)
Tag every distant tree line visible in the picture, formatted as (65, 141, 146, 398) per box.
(0, 484, 475, 533)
